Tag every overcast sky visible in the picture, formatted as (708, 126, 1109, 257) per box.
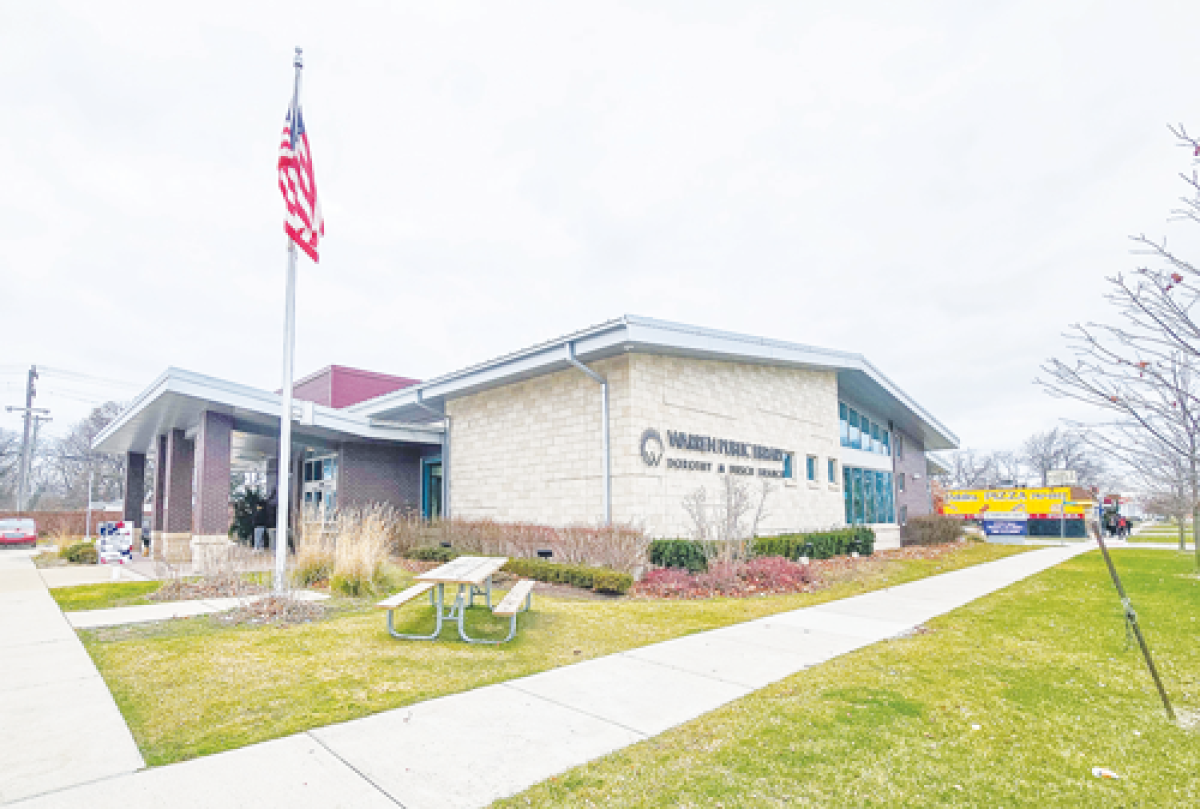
(4, 0, 1200, 452)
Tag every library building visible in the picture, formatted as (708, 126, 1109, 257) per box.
(93, 316, 957, 559)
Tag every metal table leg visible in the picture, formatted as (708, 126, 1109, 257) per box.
(387, 583, 446, 641)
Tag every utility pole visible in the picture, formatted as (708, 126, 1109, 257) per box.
(6, 365, 49, 513)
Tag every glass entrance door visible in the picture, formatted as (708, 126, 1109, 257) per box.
(421, 458, 443, 519)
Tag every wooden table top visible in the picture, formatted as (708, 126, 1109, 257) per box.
(416, 556, 508, 586)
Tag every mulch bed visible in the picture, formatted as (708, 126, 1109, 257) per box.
(215, 594, 327, 626)
(149, 575, 268, 602)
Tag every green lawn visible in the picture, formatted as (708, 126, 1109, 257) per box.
(49, 581, 162, 611)
(77, 543, 1027, 766)
(498, 549, 1200, 808)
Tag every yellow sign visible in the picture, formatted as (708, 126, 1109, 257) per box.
(942, 487, 1090, 518)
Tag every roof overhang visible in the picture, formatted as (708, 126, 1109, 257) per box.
(354, 315, 959, 451)
(92, 367, 443, 455)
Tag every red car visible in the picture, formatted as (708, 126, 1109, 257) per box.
(0, 518, 37, 547)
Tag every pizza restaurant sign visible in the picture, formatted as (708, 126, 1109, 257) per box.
(639, 428, 791, 478)
(942, 487, 1088, 519)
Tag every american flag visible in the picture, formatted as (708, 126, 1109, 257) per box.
(278, 105, 323, 262)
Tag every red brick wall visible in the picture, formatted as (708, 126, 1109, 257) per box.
(0, 510, 124, 537)
(291, 366, 419, 409)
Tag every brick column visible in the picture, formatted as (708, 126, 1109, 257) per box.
(161, 428, 194, 563)
(191, 411, 234, 572)
(151, 434, 167, 557)
(123, 451, 146, 549)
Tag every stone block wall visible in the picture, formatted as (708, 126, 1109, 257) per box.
(446, 356, 626, 525)
(623, 354, 845, 537)
(447, 352, 848, 537)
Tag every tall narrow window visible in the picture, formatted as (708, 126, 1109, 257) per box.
(898, 473, 906, 492)
(881, 430, 891, 456)
(828, 458, 837, 483)
(839, 403, 849, 447)
(871, 424, 881, 454)
(849, 409, 861, 450)
(806, 455, 817, 481)
(896, 434, 904, 459)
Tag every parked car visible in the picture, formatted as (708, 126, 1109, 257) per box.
(0, 518, 37, 547)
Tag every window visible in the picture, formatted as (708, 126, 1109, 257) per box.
(899, 505, 908, 526)
(898, 473, 906, 492)
(881, 430, 891, 456)
(871, 424, 881, 454)
(828, 458, 837, 483)
(843, 467, 853, 523)
(806, 455, 817, 481)
(849, 409, 862, 450)
(839, 403, 849, 447)
(783, 453, 794, 479)
(896, 434, 904, 459)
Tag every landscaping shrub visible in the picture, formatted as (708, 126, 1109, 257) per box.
(408, 546, 458, 562)
(60, 541, 97, 565)
(392, 517, 648, 574)
(752, 526, 875, 560)
(903, 515, 962, 546)
(648, 539, 708, 572)
(591, 569, 634, 595)
(503, 558, 633, 595)
(636, 556, 815, 599)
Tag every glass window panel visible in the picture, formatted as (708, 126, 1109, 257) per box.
(783, 453, 793, 479)
(844, 467, 852, 523)
(849, 409, 861, 450)
(828, 458, 836, 483)
(861, 418, 871, 452)
(886, 472, 896, 522)
(881, 431, 891, 456)
(839, 403, 849, 447)
(806, 456, 816, 481)
(871, 424, 881, 454)
(303, 462, 312, 483)
(852, 468, 865, 523)
(864, 471, 876, 523)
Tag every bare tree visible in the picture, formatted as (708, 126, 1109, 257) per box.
(31, 402, 129, 510)
(681, 474, 773, 563)
(1020, 427, 1105, 487)
(944, 449, 996, 489)
(1040, 125, 1200, 568)
(0, 427, 20, 504)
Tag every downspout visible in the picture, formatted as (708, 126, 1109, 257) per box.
(566, 341, 611, 525)
(414, 392, 450, 520)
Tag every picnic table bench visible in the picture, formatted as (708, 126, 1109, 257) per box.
(376, 556, 534, 644)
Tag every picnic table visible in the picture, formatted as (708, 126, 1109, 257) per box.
(377, 556, 534, 644)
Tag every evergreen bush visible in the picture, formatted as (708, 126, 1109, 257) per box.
(648, 539, 709, 572)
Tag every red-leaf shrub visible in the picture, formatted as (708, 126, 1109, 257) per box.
(634, 556, 816, 599)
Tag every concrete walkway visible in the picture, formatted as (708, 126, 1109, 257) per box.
(63, 591, 329, 630)
(0, 550, 144, 805)
(3, 543, 1095, 809)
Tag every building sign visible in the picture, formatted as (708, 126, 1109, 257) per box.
(942, 487, 1087, 519)
(640, 428, 792, 478)
(982, 518, 1029, 536)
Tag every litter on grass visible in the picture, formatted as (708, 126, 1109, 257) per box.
(1091, 767, 1121, 779)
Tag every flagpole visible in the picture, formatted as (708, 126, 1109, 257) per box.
(274, 48, 303, 593)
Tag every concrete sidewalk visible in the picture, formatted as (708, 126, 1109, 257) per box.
(63, 590, 329, 630)
(4, 543, 1095, 808)
(0, 550, 144, 805)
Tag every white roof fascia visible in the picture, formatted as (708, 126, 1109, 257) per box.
(354, 315, 957, 450)
(92, 368, 442, 454)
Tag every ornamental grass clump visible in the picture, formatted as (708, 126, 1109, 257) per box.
(291, 507, 336, 588)
(329, 504, 396, 597)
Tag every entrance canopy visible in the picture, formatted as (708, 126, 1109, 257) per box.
(93, 367, 443, 455)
